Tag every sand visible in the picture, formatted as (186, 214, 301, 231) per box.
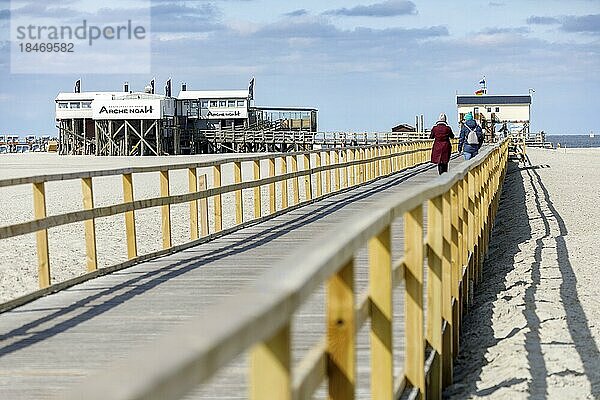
(0, 152, 309, 303)
(445, 147, 600, 399)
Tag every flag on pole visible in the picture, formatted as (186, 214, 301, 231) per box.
(475, 89, 485, 95)
(479, 77, 486, 86)
(74, 79, 81, 93)
(248, 77, 255, 100)
(165, 78, 172, 97)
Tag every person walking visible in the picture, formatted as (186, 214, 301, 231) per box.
(430, 112, 454, 175)
(458, 112, 484, 160)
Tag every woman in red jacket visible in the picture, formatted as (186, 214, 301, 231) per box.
(429, 113, 455, 175)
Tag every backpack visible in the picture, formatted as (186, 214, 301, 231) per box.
(466, 125, 479, 145)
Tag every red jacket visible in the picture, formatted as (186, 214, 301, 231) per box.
(430, 122, 454, 164)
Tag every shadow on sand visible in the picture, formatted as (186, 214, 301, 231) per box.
(445, 157, 600, 399)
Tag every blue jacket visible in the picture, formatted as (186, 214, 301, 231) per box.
(458, 120, 484, 154)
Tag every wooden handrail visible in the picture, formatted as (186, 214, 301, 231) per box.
(1, 141, 438, 303)
(0, 143, 427, 188)
(63, 139, 508, 400)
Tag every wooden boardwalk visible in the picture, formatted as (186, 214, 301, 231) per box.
(0, 156, 461, 400)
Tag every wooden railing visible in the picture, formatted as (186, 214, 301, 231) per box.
(0, 141, 439, 311)
(63, 139, 509, 400)
(192, 129, 431, 146)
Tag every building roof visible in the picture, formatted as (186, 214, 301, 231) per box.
(113, 92, 166, 100)
(177, 90, 250, 100)
(392, 123, 415, 132)
(252, 106, 318, 112)
(55, 92, 124, 101)
(456, 95, 531, 105)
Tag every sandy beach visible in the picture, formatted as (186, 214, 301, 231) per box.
(0, 152, 308, 303)
(446, 147, 600, 399)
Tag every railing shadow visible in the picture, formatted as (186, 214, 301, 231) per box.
(444, 160, 533, 398)
(526, 158, 600, 398)
(0, 159, 444, 358)
(446, 156, 600, 398)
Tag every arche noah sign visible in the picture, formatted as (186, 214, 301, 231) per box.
(92, 99, 161, 120)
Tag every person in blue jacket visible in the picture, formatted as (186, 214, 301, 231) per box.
(458, 112, 484, 160)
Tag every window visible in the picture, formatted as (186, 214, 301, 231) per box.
(473, 107, 479, 114)
(69, 102, 81, 109)
(219, 100, 227, 107)
(210, 100, 218, 107)
(237, 100, 245, 107)
(495, 107, 500, 112)
(201, 100, 209, 108)
(228, 100, 236, 108)
(58, 102, 68, 109)
(487, 107, 492, 112)
(81, 102, 92, 109)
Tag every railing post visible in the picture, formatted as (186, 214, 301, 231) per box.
(467, 170, 476, 306)
(375, 147, 381, 178)
(325, 151, 332, 194)
(358, 148, 364, 183)
(474, 166, 481, 285)
(291, 155, 300, 205)
(253, 160, 262, 219)
(160, 170, 172, 249)
(450, 182, 461, 359)
(366, 147, 371, 180)
(400, 144, 406, 171)
(122, 173, 137, 259)
(427, 195, 443, 398)
(250, 324, 291, 400)
(199, 174, 209, 237)
(234, 161, 244, 225)
(369, 226, 393, 400)
(363, 148, 369, 181)
(385, 146, 391, 175)
(188, 168, 199, 241)
(342, 151, 349, 188)
(460, 177, 469, 310)
(280, 156, 288, 209)
(33, 182, 51, 288)
(267, 157, 276, 214)
(327, 259, 355, 400)
(303, 153, 312, 201)
(213, 164, 223, 232)
(348, 148, 355, 186)
(315, 151, 323, 198)
(442, 190, 454, 388)
(81, 177, 98, 272)
(404, 205, 425, 397)
(334, 150, 341, 191)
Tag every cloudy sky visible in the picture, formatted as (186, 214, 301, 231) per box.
(0, 0, 599, 135)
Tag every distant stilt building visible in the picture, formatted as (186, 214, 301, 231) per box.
(55, 79, 318, 156)
(456, 93, 532, 141)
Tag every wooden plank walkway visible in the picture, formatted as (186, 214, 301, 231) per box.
(0, 156, 462, 400)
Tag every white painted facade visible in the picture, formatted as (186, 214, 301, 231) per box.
(177, 90, 250, 120)
(457, 104, 530, 122)
(55, 92, 122, 119)
(56, 92, 176, 120)
(456, 95, 531, 123)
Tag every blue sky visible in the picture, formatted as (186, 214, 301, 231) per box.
(0, 0, 599, 135)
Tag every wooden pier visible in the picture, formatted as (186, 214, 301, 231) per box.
(57, 126, 431, 156)
(0, 140, 508, 399)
